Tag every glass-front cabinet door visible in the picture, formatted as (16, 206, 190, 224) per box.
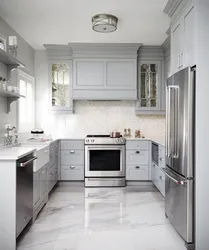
(136, 60, 165, 115)
(49, 60, 73, 113)
(140, 63, 158, 108)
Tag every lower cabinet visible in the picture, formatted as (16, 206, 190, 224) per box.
(125, 140, 150, 181)
(151, 161, 165, 197)
(61, 165, 84, 180)
(60, 140, 84, 181)
(33, 164, 48, 213)
(126, 165, 149, 181)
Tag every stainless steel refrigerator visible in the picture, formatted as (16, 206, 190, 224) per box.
(163, 67, 195, 250)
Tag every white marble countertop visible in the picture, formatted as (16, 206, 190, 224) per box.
(0, 146, 37, 160)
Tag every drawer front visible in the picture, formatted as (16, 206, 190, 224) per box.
(126, 140, 149, 150)
(126, 165, 149, 180)
(61, 140, 84, 150)
(34, 146, 49, 171)
(61, 150, 84, 165)
(61, 165, 84, 180)
(126, 150, 149, 165)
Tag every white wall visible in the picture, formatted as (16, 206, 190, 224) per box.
(195, 1, 209, 249)
(0, 17, 35, 144)
(35, 51, 165, 144)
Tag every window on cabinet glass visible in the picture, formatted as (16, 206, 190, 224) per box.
(52, 63, 70, 107)
(140, 63, 158, 108)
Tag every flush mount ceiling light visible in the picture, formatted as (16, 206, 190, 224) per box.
(92, 14, 118, 33)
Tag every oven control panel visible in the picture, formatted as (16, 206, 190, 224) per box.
(85, 137, 125, 145)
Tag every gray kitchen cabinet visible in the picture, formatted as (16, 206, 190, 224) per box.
(126, 150, 149, 165)
(48, 141, 59, 192)
(40, 167, 47, 198)
(166, 0, 195, 75)
(60, 139, 84, 181)
(135, 47, 165, 115)
(151, 144, 165, 197)
(44, 45, 74, 114)
(73, 59, 137, 100)
(61, 165, 84, 181)
(33, 163, 48, 217)
(126, 165, 149, 181)
(126, 140, 150, 181)
(33, 171, 41, 210)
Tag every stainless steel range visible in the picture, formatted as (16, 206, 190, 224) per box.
(85, 135, 125, 187)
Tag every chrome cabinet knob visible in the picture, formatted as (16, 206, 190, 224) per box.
(159, 176, 162, 180)
(70, 150, 75, 154)
(70, 166, 75, 169)
(136, 151, 140, 154)
(135, 166, 140, 169)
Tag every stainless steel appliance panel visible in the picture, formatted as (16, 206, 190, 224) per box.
(85, 177, 125, 187)
(166, 67, 194, 178)
(85, 145, 125, 177)
(16, 154, 35, 237)
(164, 166, 193, 243)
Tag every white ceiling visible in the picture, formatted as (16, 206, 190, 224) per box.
(0, 0, 169, 50)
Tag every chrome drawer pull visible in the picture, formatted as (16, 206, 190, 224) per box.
(135, 166, 140, 169)
(70, 150, 75, 154)
(136, 151, 140, 154)
(70, 166, 75, 169)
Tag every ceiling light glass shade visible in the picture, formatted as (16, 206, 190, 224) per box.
(92, 14, 118, 33)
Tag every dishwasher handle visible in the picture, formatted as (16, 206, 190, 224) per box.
(17, 156, 38, 167)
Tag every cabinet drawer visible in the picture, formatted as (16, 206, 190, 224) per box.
(126, 150, 149, 165)
(61, 150, 84, 165)
(126, 165, 149, 180)
(61, 165, 84, 181)
(61, 140, 84, 150)
(126, 140, 149, 150)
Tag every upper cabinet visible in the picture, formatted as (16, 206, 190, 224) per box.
(70, 43, 140, 101)
(135, 46, 165, 115)
(44, 45, 74, 113)
(165, 0, 195, 75)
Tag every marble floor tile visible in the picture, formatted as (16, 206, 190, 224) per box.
(17, 185, 187, 250)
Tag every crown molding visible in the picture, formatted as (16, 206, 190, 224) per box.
(44, 44, 73, 60)
(163, 0, 183, 17)
(69, 43, 142, 59)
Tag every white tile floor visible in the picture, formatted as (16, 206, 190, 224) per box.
(17, 185, 187, 250)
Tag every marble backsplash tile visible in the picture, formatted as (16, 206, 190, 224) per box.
(36, 101, 165, 145)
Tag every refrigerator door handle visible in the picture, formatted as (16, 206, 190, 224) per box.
(166, 87, 171, 158)
(173, 87, 179, 158)
(161, 168, 186, 185)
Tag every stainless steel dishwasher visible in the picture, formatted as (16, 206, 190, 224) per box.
(16, 153, 37, 237)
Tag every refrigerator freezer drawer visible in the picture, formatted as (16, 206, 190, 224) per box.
(164, 167, 194, 244)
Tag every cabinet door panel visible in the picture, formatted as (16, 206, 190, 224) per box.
(33, 172, 41, 209)
(126, 165, 149, 180)
(183, 5, 195, 67)
(126, 150, 149, 165)
(61, 165, 84, 180)
(106, 60, 136, 89)
(74, 60, 104, 88)
(61, 150, 84, 165)
(171, 21, 182, 74)
(40, 167, 47, 197)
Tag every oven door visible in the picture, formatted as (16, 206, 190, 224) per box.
(85, 145, 125, 177)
